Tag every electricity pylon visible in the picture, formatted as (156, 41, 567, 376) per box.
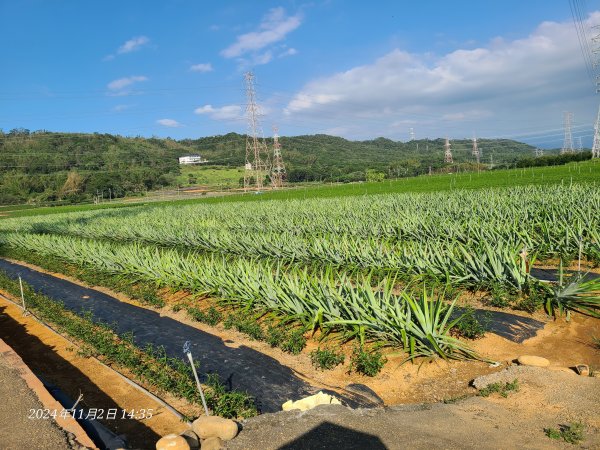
(592, 105, 600, 158)
(535, 148, 544, 158)
(561, 112, 574, 154)
(409, 127, 415, 141)
(444, 138, 453, 163)
(472, 135, 480, 164)
(243, 72, 270, 191)
(271, 126, 286, 188)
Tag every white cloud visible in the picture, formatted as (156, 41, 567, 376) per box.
(279, 47, 297, 58)
(284, 13, 600, 143)
(190, 63, 214, 72)
(107, 76, 148, 91)
(104, 36, 150, 61)
(194, 104, 242, 120)
(118, 36, 150, 54)
(156, 118, 183, 127)
(112, 104, 132, 112)
(221, 7, 301, 60)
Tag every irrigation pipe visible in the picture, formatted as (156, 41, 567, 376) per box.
(0, 290, 191, 426)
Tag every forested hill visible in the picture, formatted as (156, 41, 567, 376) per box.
(1, 128, 541, 205)
(182, 133, 539, 180)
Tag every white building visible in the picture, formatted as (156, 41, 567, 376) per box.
(178, 155, 205, 165)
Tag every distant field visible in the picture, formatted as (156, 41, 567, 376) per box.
(1, 159, 598, 219)
(175, 165, 244, 189)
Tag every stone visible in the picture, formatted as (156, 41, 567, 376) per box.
(282, 391, 342, 412)
(576, 364, 590, 377)
(517, 355, 550, 367)
(201, 437, 224, 450)
(155, 433, 191, 450)
(192, 416, 238, 441)
(180, 430, 200, 450)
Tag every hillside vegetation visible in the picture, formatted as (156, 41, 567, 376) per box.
(0, 128, 560, 205)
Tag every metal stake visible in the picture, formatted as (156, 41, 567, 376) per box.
(18, 276, 27, 315)
(183, 341, 209, 416)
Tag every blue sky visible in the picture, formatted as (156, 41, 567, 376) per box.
(1, 0, 599, 147)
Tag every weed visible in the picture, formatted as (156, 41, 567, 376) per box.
(593, 336, 600, 350)
(478, 379, 519, 398)
(310, 347, 345, 370)
(266, 324, 286, 348)
(545, 422, 585, 444)
(452, 307, 489, 339)
(187, 306, 222, 326)
(350, 345, 387, 376)
(280, 329, 306, 355)
(486, 283, 515, 308)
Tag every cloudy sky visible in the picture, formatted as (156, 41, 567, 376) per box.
(1, 0, 599, 147)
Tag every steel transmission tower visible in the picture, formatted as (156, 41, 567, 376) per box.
(535, 148, 544, 158)
(472, 135, 480, 164)
(592, 105, 600, 158)
(444, 138, 453, 163)
(409, 127, 416, 141)
(270, 126, 286, 188)
(244, 72, 270, 191)
(561, 112, 574, 154)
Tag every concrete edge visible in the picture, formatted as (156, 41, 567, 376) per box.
(0, 338, 97, 449)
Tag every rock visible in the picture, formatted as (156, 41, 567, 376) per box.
(282, 391, 342, 412)
(192, 416, 238, 441)
(201, 437, 224, 450)
(156, 433, 191, 450)
(517, 355, 550, 367)
(180, 430, 200, 450)
(576, 364, 590, 377)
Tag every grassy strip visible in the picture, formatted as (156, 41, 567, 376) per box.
(0, 270, 257, 419)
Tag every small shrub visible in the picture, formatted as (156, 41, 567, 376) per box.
(266, 325, 286, 348)
(350, 345, 386, 376)
(281, 329, 306, 355)
(478, 379, 519, 398)
(452, 307, 489, 339)
(593, 336, 600, 350)
(545, 422, 585, 444)
(310, 347, 345, 370)
(187, 306, 222, 326)
(487, 284, 515, 308)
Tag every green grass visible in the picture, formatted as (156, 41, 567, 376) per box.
(478, 379, 519, 398)
(545, 422, 585, 444)
(175, 165, 244, 188)
(2, 160, 598, 220)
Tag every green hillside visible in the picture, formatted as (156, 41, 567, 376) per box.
(0, 128, 573, 205)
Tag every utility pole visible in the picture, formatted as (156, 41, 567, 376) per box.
(561, 111, 574, 154)
(593, 105, 600, 158)
(472, 134, 480, 164)
(270, 126, 286, 189)
(444, 137, 453, 163)
(243, 72, 270, 191)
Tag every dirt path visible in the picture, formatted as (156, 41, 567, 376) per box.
(227, 367, 600, 450)
(0, 352, 73, 450)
